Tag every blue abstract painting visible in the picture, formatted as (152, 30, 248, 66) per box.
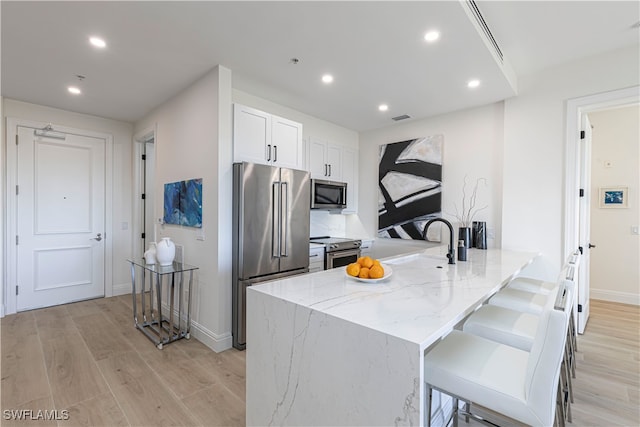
(163, 178, 202, 228)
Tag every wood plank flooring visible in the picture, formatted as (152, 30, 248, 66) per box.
(2, 296, 638, 426)
(1, 295, 245, 426)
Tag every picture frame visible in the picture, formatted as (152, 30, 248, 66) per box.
(599, 186, 628, 208)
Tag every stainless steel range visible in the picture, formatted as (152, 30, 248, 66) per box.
(309, 236, 362, 269)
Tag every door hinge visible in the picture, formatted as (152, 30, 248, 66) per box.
(141, 193, 146, 200)
(578, 246, 583, 254)
(142, 154, 146, 160)
(16, 286, 19, 296)
(141, 232, 146, 239)
(580, 130, 585, 139)
(16, 185, 19, 196)
(577, 304, 583, 313)
(16, 235, 19, 245)
(579, 188, 584, 197)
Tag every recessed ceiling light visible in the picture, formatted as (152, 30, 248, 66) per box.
(424, 31, 440, 42)
(378, 104, 389, 112)
(467, 79, 481, 89)
(322, 74, 334, 84)
(68, 86, 82, 95)
(89, 36, 106, 48)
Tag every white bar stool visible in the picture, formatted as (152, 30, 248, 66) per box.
(425, 308, 569, 427)
(463, 282, 576, 424)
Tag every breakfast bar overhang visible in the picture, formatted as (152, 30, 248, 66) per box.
(246, 246, 540, 426)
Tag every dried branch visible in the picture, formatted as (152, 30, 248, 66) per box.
(452, 176, 488, 227)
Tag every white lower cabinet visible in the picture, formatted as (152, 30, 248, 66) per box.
(309, 245, 325, 273)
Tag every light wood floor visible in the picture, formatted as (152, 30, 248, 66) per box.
(2, 297, 639, 426)
(1, 294, 245, 426)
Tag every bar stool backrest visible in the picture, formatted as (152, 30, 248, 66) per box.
(524, 308, 569, 426)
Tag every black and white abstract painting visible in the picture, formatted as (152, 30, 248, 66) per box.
(378, 135, 443, 240)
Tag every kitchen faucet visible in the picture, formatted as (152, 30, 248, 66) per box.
(422, 218, 455, 264)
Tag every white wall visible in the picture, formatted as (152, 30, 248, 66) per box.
(588, 105, 639, 304)
(134, 66, 234, 352)
(358, 102, 505, 248)
(1, 99, 134, 311)
(502, 46, 640, 278)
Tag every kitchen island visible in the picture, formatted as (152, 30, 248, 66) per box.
(246, 246, 539, 426)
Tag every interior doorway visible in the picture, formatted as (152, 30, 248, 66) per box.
(134, 127, 156, 259)
(564, 86, 639, 333)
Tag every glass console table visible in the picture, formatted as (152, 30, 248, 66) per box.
(127, 259, 198, 349)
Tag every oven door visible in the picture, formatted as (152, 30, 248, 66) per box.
(326, 248, 361, 269)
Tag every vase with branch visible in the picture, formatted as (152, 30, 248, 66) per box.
(452, 176, 488, 248)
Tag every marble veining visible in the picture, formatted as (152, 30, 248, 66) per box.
(247, 246, 539, 426)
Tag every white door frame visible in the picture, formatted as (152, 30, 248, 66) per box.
(564, 86, 639, 326)
(4, 118, 114, 315)
(132, 124, 156, 261)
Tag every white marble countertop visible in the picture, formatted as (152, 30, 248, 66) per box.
(251, 245, 539, 350)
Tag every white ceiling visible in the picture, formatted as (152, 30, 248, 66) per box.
(2, 1, 638, 132)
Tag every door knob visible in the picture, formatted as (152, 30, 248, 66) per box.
(91, 233, 103, 242)
(588, 243, 596, 249)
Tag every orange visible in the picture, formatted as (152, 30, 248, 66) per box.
(358, 267, 370, 279)
(357, 256, 366, 266)
(372, 259, 381, 266)
(361, 256, 374, 269)
(369, 264, 384, 279)
(346, 263, 361, 277)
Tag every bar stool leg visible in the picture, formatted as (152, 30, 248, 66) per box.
(452, 397, 459, 427)
(427, 385, 433, 427)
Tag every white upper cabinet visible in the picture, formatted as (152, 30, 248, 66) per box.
(233, 104, 303, 169)
(308, 137, 342, 181)
(271, 115, 303, 169)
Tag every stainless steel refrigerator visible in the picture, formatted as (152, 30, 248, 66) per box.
(232, 162, 310, 349)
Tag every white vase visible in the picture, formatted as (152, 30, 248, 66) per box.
(143, 242, 157, 265)
(156, 237, 176, 266)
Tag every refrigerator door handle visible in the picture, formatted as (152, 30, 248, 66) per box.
(280, 182, 288, 257)
(272, 182, 281, 258)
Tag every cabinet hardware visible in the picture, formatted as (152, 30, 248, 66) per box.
(267, 144, 271, 161)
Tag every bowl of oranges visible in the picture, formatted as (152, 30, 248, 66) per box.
(345, 256, 392, 283)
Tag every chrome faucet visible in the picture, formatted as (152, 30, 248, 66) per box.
(422, 218, 455, 264)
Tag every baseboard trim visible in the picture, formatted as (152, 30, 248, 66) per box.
(112, 282, 132, 297)
(157, 301, 233, 353)
(190, 321, 233, 353)
(590, 289, 640, 306)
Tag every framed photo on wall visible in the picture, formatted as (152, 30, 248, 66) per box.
(599, 186, 628, 208)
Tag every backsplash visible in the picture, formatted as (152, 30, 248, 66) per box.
(310, 210, 346, 237)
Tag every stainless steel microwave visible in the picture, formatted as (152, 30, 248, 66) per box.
(310, 179, 347, 210)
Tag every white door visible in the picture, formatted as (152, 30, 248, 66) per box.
(577, 115, 592, 333)
(16, 125, 106, 311)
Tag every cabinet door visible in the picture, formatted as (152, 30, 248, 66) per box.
(233, 104, 271, 165)
(341, 148, 358, 213)
(308, 137, 328, 179)
(271, 115, 303, 169)
(326, 144, 342, 181)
